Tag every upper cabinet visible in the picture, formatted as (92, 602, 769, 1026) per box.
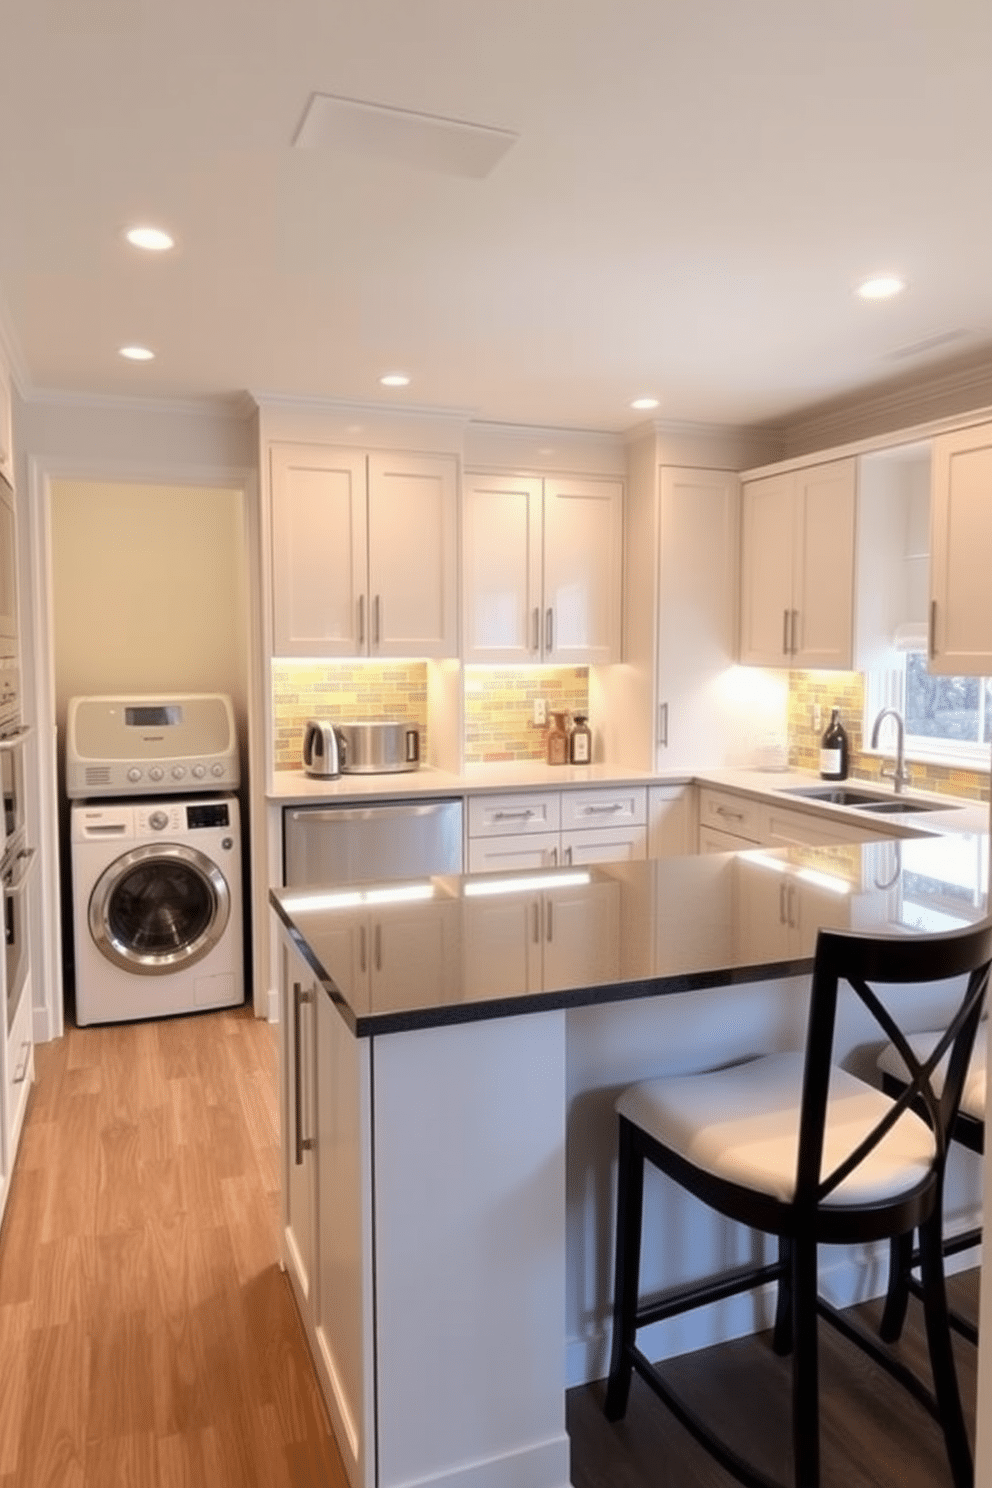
(739, 457, 857, 669)
(462, 471, 622, 664)
(270, 443, 459, 659)
(929, 422, 992, 674)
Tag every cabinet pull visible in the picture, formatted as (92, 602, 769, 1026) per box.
(582, 803, 622, 816)
(715, 805, 744, 821)
(546, 899, 554, 941)
(532, 607, 541, 653)
(359, 924, 367, 973)
(658, 702, 669, 748)
(551, 846, 558, 866)
(374, 924, 382, 972)
(565, 844, 573, 864)
(373, 595, 382, 646)
(532, 902, 540, 943)
(358, 594, 366, 647)
(782, 609, 790, 655)
(293, 982, 315, 1166)
(493, 808, 535, 822)
(546, 607, 554, 654)
(929, 598, 937, 661)
(779, 883, 788, 925)
(791, 609, 799, 655)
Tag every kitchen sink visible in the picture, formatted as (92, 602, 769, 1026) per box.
(783, 784, 959, 814)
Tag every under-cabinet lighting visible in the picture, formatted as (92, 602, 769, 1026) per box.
(464, 871, 591, 898)
(796, 868, 851, 896)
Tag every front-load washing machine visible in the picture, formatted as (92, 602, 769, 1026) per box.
(71, 795, 243, 1025)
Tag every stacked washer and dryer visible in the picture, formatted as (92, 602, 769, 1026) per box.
(66, 694, 244, 1026)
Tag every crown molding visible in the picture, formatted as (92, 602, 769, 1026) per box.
(770, 344, 992, 459)
(22, 386, 257, 421)
(250, 390, 474, 427)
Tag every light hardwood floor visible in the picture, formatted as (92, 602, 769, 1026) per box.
(0, 1005, 348, 1488)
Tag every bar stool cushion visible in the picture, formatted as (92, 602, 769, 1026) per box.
(617, 1051, 936, 1206)
(877, 1029, 987, 1121)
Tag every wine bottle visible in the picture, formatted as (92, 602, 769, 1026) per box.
(819, 707, 849, 781)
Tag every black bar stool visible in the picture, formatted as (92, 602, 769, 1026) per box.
(877, 1026, 985, 1346)
(604, 920, 992, 1488)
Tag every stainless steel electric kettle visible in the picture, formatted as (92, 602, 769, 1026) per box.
(301, 719, 340, 778)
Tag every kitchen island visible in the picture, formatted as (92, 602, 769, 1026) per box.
(271, 833, 990, 1488)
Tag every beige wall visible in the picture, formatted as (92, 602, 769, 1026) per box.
(50, 479, 248, 752)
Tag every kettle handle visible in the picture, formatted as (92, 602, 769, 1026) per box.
(406, 728, 420, 763)
(334, 726, 347, 768)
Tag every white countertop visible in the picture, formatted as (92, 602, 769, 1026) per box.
(266, 759, 989, 836)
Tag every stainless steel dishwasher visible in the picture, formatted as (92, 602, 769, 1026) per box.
(283, 797, 463, 887)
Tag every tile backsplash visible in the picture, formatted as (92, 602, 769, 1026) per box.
(787, 671, 989, 801)
(464, 667, 589, 763)
(273, 661, 428, 769)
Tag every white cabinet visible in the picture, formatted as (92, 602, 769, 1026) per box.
(462, 471, 623, 663)
(697, 786, 764, 848)
(648, 784, 694, 858)
(280, 941, 318, 1333)
(929, 422, 992, 674)
(655, 469, 739, 768)
(467, 786, 647, 873)
(270, 443, 459, 658)
(697, 785, 889, 853)
(740, 457, 857, 668)
(0, 479, 17, 642)
(461, 875, 621, 998)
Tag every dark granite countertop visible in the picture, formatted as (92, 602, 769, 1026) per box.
(270, 834, 991, 1037)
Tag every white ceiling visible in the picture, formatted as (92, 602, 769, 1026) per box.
(2, 0, 991, 433)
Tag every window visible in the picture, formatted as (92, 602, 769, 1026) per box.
(882, 653, 992, 766)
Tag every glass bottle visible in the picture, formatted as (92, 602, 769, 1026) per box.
(546, 712, 569, 766)
(569, 714, 592, 764)
(819, 707, 849, 781)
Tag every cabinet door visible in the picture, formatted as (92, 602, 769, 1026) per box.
(561, 824, 646, 865)
(763, 803, 880, 848)
(461, 894, 542, 997)
(367, 453, 458, 658)
(0, 482, 17, 641)
(648, 784, 694, 859)
(270, 444, 368, 656)
(930, 425, 992, 673)
(281, 951, 318, 1326)
(463, 473, 543, 662)
(543, 476, 623, 663)
(792, 459, 856, 669)
(657, 469, 739, 766)
(739, 473, 795, 664)
(0, 357, 12, 490)
(541, 880, 620, 990)
(467, 832, 561, 873)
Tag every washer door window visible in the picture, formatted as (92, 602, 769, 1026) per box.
(89, 843, 231, 975)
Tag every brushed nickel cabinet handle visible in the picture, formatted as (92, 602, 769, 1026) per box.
(374, 595, 382, 646)
(546, 898, 554, 941)
(359, 924, 367, 973)
(791, 609, 799, 655)
(532, 902, 540, 943)
(929, 598, 937, 661)
(293, 982, 315, 1166)
(532, 607, 540, 652)
(374, 924, 382, 972)
(782, 609, 790, 655)
(546, 607, 554, 654)
(658, 702, 669, 747)
(358, 594, 366, 647)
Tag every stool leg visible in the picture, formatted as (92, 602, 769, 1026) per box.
(880, 1230, 914, 1343)
(918, 1208, 973, 1488)
(604, 1119, 645, 1422)
(791, 1234, 820, 1488)
(773, 1235, 793, 1356)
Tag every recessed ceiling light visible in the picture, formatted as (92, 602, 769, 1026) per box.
(125, 225, 174, 252)
(857, 275, 905, 300)
(119, 345, 155, 361)
(630, 397, 660, 411)
(380, 373, 410, 387)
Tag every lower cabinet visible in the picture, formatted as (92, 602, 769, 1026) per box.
(0, 971, 34, 1232)
(697, 785, 899, 852)
(277, 925, 571, 1488)
(467, 786, 648, 872)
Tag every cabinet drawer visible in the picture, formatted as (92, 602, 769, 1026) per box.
(467, 833, 561, 873)
(5, 970, 32, 1153)
(468, 792, 561, 838)
(698, 824, 755, 853)
(697, 788, 763, 843)
(561, 824, 646, 865)
(560, 786, 646, 832)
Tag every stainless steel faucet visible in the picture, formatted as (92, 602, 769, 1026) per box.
(870, 707, 912, 794)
